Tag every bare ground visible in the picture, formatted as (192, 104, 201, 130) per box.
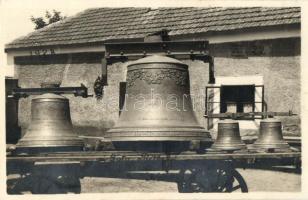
(80, 168, 300, 193)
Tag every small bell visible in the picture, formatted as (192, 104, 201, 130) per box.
(251, 118, 290, 151)
(16, 84, 83, 153)
(210, 119, 246, 151)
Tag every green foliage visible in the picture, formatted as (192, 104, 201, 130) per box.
(31, 10, 66, 30)
(30, 16, 47, 30)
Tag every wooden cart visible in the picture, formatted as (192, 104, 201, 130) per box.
(7, 149, 301, 194)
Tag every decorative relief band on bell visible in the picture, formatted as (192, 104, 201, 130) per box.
(127, 68, 188, 87)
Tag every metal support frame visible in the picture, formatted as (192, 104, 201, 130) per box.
(9, 84, 89, 99)
(94, 40, 215, 98)
(203, 84, 287, 121)
(208, 56, 215, 84)
(204, 111, 296, 120)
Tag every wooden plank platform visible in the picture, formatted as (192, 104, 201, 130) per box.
(6, 151, 301, 163)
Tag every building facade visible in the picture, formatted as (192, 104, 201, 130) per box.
(5, 7, 301, 139)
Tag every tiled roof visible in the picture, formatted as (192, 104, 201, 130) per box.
(5, 7, 300, 49)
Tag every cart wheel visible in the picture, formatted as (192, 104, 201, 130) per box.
(177, 167, 248, 193)
(225, 169, 248, 192)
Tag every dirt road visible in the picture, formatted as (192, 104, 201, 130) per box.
(80, 168, 300, 193)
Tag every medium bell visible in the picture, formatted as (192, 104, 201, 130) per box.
(210, 119, 246, 151)
(251, 118, 290, 151)
(16, 89, 83, 153)
(105, 55, 212, 151)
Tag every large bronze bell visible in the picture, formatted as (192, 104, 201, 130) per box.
(251, 118, 290, 150)
(105, 55, 212, 151)
(16, 87, 83, 152)
(210, 119, 246, 151)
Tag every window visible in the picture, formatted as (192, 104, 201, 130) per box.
(220, 85, 255, 113)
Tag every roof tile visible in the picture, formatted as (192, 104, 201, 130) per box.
(5, 7, 300, 49)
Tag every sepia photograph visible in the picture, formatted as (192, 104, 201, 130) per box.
(0, 0, 306, 199)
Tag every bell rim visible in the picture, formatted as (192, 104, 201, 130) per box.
(16, 141, 84, 148)
(252, 142, 290, 146)
(248, 143, 290, 150)
(106, 136, 213, 142)
(16, 137, 84, 147)
(107, 126, 208, 131)
(105, 128, 212, 141)
(209, 144, 247, 151)
(105, 130, 212, 135)
(14, 146, 84, 154)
